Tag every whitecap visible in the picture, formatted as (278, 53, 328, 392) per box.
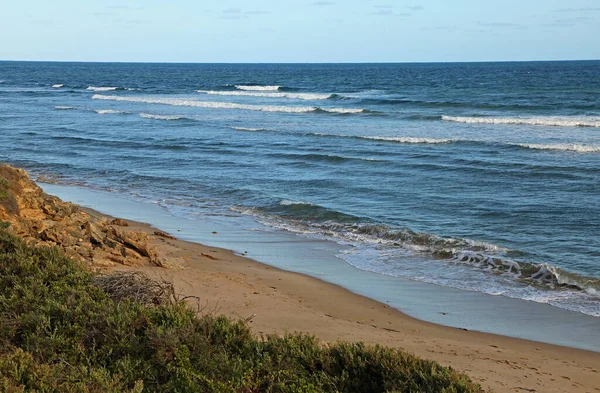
(442, 115, 600, 128)
(94, 109, 127, 114)
(197, 90, 332, 100)
(140, 113, 186, 120)
(92, 94, 367, 114)
(511, 143, 600, 153)
(87, 86, 119, 91)
(235, 85, 281, 91)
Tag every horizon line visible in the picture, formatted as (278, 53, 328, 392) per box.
(1, 58, 599, 65)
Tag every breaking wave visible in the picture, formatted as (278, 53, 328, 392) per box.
(230, 126, 268, 132)
(140, 113, 188, 121)
(87, 86, 119, 91)
(511, 143, 600, 153)
(442, 115, 600, 128)
(311, 133, 456, 144)
(233, 202, 600, 302)
(52, 84, 64, 88)
(55, 106, 76, 110)
(92, 94, 370, 114)
(197, 90, 332, 100)
(94, 109, 128, 115)
(235, 85, 281, 91)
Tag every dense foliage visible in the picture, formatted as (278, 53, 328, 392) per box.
(0, 229, 484, 392)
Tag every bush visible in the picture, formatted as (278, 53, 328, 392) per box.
(0, 229, 485, 392)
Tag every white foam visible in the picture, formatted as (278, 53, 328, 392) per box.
(280, 199, 313, 206)
(94, 109, 127, 115)
(312, 133, 454, 144)
(235, 85, 281, 91)
(52, 84, 64, 88)
(92, 94, 366, 114)
(55, 106, 76, 110)
(231, 126, 267, 132)
(197, 90, 331, 100)
(322, 107, 365, 114)
(87, 86, 119, 91)
(442, 115, 600, 128)
(140, 113, 186, 121)
(512, 143, 600, 153)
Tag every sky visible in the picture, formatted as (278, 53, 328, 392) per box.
(1, 0, 599, 63)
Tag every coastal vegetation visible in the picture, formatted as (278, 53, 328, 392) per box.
(0, 228, 484, 392)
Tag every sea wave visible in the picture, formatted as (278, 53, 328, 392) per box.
(87, 86, 119, 91)
(197, 90, 332, 100)
(233, 202, 600, 300)
(94, 109, 128, 115)
(230, 126, 268, 132)
(511, 143, 600, 153)
(52, 84, 64, 88)
(92, 94, 369, 114)
(311, 133, 455, 144)
(442, 115, 600, 128)
(235, 85, 281, 91)
(55, 106, 76, 110)
(140, 113, 187, 121)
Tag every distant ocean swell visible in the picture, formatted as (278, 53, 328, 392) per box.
(196, 90, 333, 100)
(91, 94, 371, 114)
(232, 201, 600, 303)
(442, 115, 600, 128)
(309, 133, 600, 153)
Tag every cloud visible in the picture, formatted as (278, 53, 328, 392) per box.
(405, 5, 424, 11)
(554, 7, 600, 12)
(479, 22, 525, 28)
(245, 10, 270, 15)
(543, 16, 595, 26)
(311, 1, 335, 6)
(373, 10, 410, 17)
(106, 5, 142, 11)
(218, 7, 270, 19)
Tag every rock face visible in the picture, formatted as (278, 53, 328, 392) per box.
(0, 163, 177, 269)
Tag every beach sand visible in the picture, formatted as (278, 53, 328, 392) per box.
(81, 208, 600, 393)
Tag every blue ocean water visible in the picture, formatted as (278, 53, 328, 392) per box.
(1, 61, 599, 316)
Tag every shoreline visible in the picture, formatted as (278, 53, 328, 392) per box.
(39, 184, 600, 393)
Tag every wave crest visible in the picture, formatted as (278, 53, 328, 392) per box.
(235, 85, 281, 91)
(197, 90, 332, 100)
(140, 113, 187, 121)
(511, 143, 600, 153)
(87, 86, 119, 91)
(442, 115, 600, 128)
(92, 94, 368, 114)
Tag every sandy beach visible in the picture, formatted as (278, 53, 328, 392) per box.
(81, 208, 600, 393)
(1, 162, 598, 393)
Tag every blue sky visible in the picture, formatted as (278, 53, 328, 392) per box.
(2, 0, 599, 62)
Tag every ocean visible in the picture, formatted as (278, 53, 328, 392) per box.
(1, 61, 599, 317)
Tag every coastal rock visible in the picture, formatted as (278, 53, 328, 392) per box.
(110, 218, 129, 226)
(0, 163, 180, 270)
(84, 222, 105, 246)
(107, 226, 164, 267)
(154, 230, 177, 240)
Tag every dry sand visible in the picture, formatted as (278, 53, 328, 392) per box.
(86, 208, 600, 393)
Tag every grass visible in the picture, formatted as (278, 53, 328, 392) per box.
(0, 228, 485, 392)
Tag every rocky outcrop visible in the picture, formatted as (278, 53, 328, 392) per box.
(0, 163, 179, 269)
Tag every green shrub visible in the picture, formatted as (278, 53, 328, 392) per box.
(0, 229, 485, 392)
